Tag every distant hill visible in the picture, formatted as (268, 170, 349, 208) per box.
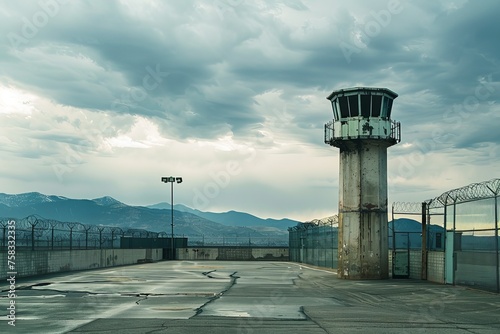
(389, 218, 444, 232)
(389, 218, 445, 249)
(0, 193, 296, 244)
(149, 202, 299, 231)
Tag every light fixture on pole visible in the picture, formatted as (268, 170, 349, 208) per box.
(161, 176, 183, 259)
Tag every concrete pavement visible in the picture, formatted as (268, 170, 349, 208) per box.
(1, 261, 499, 333)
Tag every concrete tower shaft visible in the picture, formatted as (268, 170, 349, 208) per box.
(325, 87, 400, 279)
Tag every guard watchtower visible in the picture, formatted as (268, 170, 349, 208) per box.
(324, 87, 401, 279)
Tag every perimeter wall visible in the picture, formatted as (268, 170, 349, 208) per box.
(0, 248, 163, 280)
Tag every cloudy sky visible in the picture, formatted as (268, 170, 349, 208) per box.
(1, 0, 499, 221)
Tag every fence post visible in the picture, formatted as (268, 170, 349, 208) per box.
(331, 222, 334, 268)
(443, 203, 448, 283)
(421, 202, 427, 280)
(391, 204, 395, 276)
(494, 194, 499, 293)
(31, 224, 35, 251)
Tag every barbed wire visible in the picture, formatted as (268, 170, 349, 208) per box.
(432, 178, 500, 206)
(393, 178, 500, 213)
(392, 202, 423, 214)
(288, 215, 339, 232)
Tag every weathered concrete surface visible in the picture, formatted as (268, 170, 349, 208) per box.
(338, 140, 391, 279)
(1, 261, 499, 333)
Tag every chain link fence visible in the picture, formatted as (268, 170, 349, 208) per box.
(288, 178, 499, 293)
(288, 216, 338, 268)
(431, 178, 499, 292)
(0, 215, 169, 250)
(0, 215, 289, 250)
(393, 178, 499, 292)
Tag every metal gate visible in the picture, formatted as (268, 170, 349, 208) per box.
(393, 232, 410, 278)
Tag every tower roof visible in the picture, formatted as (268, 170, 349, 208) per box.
(326, 87, 398, 101)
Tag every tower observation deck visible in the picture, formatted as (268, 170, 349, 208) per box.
(324, 87, 400, 148)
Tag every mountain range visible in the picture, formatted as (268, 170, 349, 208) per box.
(149, 202, 297, 231)
(0, 192, 300, 241)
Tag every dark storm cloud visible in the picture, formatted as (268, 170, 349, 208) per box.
(408, 1, 500, 103)
(1, 0, 500, 148)
(334, 0, 500, 154)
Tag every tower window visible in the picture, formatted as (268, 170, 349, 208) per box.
(360, 95, 371, 118)
(348, 95, 359, 116)
(372, 95, 382, 117)
(381, 96, 390, 118)
(387, 99, 393, 118)
(339, 96, 349, 118)
(332, 100, 339, 121)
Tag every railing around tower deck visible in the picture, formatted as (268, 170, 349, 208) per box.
(324, 118, 401, 146)
(324, 121, 333, 144)
(391, 119, 401, 143)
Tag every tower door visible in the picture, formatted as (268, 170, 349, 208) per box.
(393, 232, 410, 278)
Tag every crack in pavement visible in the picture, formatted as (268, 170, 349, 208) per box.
(192, 271, 240, 317)
(0, 281, 213, 305)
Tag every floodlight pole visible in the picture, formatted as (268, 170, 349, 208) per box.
(170, 180, 174, 259)
(161, 176, 183, 260)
